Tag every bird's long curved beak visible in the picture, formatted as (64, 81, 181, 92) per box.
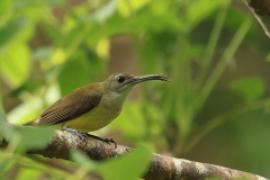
(126, 74, 168, 86)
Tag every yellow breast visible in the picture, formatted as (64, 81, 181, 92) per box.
(64, 91, 125, 132)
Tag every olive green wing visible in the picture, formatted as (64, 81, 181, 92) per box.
(36, 85, 102, 125)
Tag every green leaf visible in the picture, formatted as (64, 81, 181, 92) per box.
(0, 102, 13, 139)
(230, 77, 266, 102)
(16, 168, 41, 180)
(96, 143, 152, 180)
(72, 143, 152, 180)
(71, 150, 97, 170)
(10, 125, 56, 152)
(0, 0, 13, 26)
(58, 58, 91, 95)
(0, 17, 22, 46)
(7, 84, 60, 125)
(58, 52, 104, 95)
(0, 154, 15, 176)
(0, 43, 31, 87)
(94, 0, 117, 23)
(110, 102, 146, 138)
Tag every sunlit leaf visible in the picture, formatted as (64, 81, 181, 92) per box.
(96, 38, 110, 59)
(17, 168, 42, 180)
(117, 0, 132, 17)
(50, 48, 67, 65)
(130, 0, 150, 11)
(0, 43, 31, 87)
(0, 17, 33, 87)
(7, 84, 60, 125)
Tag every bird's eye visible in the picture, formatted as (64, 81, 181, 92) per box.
(117, 75, 125, 83)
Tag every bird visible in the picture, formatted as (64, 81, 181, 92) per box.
(34, 73, 167, 142)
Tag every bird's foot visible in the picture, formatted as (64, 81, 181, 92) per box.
(62, 128, 117, 148)
(103, 138, 117, 148)
(63, 128, 89, 140)
(86, 134, 117, 148)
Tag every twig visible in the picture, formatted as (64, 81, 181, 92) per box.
(244, 0, 270, 39)
(25, 130, 268, 180)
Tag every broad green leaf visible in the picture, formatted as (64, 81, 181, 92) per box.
(0, 43, 31, 87)
(96, 143, 152, 180)
(10, 125, 56, 152)
(72, 143, 152, 180)
(230, 77, 266, 102)
(0, 17, 33, 87)
(1, 107, 53, 153)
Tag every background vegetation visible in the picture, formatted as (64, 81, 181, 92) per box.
(0, 0, 270, 179)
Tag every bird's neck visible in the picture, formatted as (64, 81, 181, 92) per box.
(103, 91, 128, 106)
(101, 85, 130, 110)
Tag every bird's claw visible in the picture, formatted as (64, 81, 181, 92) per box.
(62, 128, 117, 147)
(103, 138, 117, 148)
(63, 128, 88, 140)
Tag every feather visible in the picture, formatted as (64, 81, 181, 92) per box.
(36, 83, 103, 125)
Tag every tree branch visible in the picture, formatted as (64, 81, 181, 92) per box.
(29, 130, 268, 180)
(244, 0, 270, 39)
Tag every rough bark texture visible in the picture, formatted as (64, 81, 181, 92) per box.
(30, 130, 268, 180)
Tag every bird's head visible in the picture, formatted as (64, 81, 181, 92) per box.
(104, 73, 168, 93)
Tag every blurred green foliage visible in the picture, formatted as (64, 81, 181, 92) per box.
(0, 0, 270, 179)
(72, 143, 152, 180)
